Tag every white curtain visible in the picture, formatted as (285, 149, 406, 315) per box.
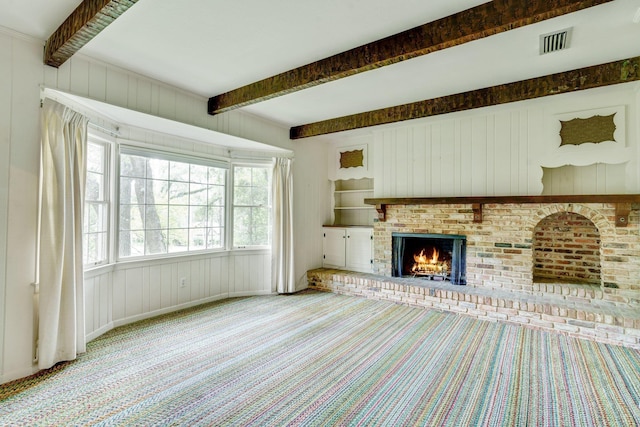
(37, 99, 88, 370)
(272, 157, 295, 294)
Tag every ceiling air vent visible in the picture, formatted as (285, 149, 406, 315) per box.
(539, 28, 572, 55)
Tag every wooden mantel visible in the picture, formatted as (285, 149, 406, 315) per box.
(364, 194, 640, 227)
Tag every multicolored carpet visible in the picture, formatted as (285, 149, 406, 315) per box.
(1, 290, 639, 426)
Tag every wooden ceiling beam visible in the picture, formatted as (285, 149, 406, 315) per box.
(208, 0, 613, 115)
(44, 0, 139, 68)
(289, 56, 640, 139)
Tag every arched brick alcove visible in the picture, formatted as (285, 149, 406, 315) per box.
(532, 212, 601, 285)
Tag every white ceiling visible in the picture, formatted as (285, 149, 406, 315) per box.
(2, 0, 640, 133)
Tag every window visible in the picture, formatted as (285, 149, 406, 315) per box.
(118, 149, 227, 259)
(83, 139, 110, 266)
(233, 165, 271, 247)
(83, 140, 273, 263)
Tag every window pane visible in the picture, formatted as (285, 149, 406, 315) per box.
(118, 150, 226, 259)
(169, 161, 189, 182)
(84, 140, 109, 266)
(190, 164, 208, 183)
(253, 226, 269, 246)
(87, 203, 103, 233)
(234, 185, 252, 206)
(252, 168, 269, 186)
(209, 167, 225, 185)
(146, 205, 168, 229)
(121, 154, 146, 178)
(86, 171, 103, 201)
(208, 185, 225, 206)
(252, 187, 269, 207)
(119, 204, 144, 231)
(190, 183, 207, 206)
(208, 206, 223, 227)
(145, 229, 167, 255)
(168, 205, 189, 229)
(120, 177, 135, 204)
(234, 167, 252, 186)
(119, 230, 145, 258)
(233, 166, 271, 247)
(85, 233, 100, 264)
(146, 179, 168, 204)
(190, 206, 208, 228)
(169, 182, 189, 204)
(189, 228, 206, 251)
(233, 206, 251, 246)
(168, 229, 188, 253)
(252, 206, 269, 227)
(207, 227, 222, 248)
(87, 143, 105, 173)
(147, 158, 169, 180)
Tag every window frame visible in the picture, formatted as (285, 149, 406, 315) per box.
(116, 144, 230, 262)
(83, 129, 115, 269)
(83, 136, 276, 266)
(230, 162, 273, 250)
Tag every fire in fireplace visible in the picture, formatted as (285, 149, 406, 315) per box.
(392, 233, 466, 285)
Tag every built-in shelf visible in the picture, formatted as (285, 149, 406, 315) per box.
(364, 194, 640, 227)
(333, 178, 375, 226)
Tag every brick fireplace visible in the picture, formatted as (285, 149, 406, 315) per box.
(372, 199, 639, 295)
(308, 195, 640, 348)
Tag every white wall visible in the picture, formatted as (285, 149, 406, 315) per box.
(0, 28, 328, 383)
(364, 82, 640, 198)
(84, 250, 272, 341)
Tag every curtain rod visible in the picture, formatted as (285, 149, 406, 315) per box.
(88, 122, 120, 138)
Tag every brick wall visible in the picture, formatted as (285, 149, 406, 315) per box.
(533, 212, 601, 284)
(373, 203, 640, 295)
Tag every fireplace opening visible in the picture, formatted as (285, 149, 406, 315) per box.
(392, 233, 466, 285)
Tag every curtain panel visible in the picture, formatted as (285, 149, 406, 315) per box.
(37, 99, 88, 369)
(272, 157, 295, 294)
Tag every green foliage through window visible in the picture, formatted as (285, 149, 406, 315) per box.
(233, 166, 271, 247)
(83, 141, 109, 266)
(119, 152, 226, 258)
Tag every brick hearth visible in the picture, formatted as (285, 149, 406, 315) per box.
(307, 268, 640, 349)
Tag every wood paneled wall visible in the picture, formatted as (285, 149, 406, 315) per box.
(370, 84, 639, 198)
(84, 251, 271, 340)
(373, 112, 536, 197)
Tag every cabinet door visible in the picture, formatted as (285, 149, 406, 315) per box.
(323, 228, 346, 268)
(345, 228, 373, 273)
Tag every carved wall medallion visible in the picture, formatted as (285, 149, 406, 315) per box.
(559, 113, 616, 146)
(339, 149, 365, 169)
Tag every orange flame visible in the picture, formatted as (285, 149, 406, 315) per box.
(411, 247, 448, 274)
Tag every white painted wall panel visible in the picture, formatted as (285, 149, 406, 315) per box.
(69, 58, 89, 96)
(125, 268, 144, 318)
(0, 33, 11, 375)
(412, 126, 427, 196)
(99, 272, 111, 328)
(360, 84, 639, 198)
(160, 263, 173, 309)
(440, 120, 456, 196)
(2, 35, 42, 381)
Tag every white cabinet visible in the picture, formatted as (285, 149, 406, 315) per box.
(345, 228, 374, 272)
(323, 228, 347, 267)
(323, 226, 373, 273)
